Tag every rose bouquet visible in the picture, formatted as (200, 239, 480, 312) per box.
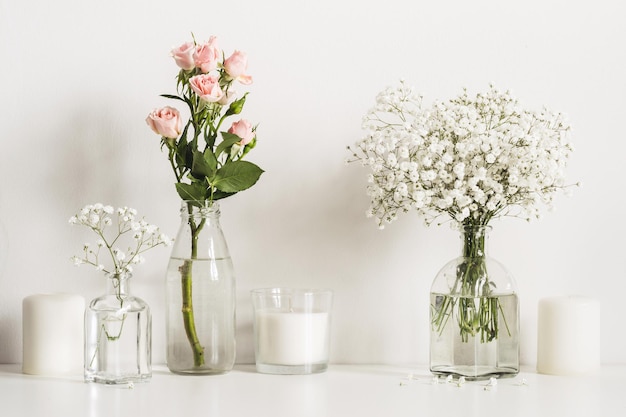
(146, 35, 263, 203)
(146, 35, 262, 369)
(348, 81, 576, 344)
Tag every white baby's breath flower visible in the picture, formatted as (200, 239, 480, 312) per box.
(158, 233, 172, 245)
(113, 249, 126, 261)
(348, 82, 576, 228)
(89, 214, 99, 226)
(69, 204, 170, 275)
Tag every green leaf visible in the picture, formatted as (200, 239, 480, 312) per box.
(215, 132, 243, 158)
(191, 149, 215, 179)
(213, 161, 264, 193)
(212, 190, 237, 201)
(175, 182, 208, 202)
(160, 94, 186, 102)
(161, 93, 195, 116)
(205, 129, 218, 150)
(176, 136, 189, 167)
(204, 149, 218, 172)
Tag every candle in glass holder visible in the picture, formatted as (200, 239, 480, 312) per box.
(537, 295, 600, 376)
(256, 309, 329, 365)
(251, 288, 332, 375)
(22, 293, 85, 375)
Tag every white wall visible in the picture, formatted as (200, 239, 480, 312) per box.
(1, 0, 624, 366)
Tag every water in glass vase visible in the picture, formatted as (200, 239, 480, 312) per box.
(84, 295, 151, 384)
(165, 257, 236, 374)
(429, 293, 519, 380)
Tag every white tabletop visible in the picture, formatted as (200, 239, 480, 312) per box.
(1, 364, 624, 416)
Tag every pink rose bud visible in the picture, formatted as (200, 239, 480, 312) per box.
(171, 42, 195, 71)
(228, 119, 254, 145)
(223, 51, 253, 85)
(218, 89, 236, 106)
(146, 106, 182, 139)
(193, 36, 221, 73)
(189, 73, 224, 103)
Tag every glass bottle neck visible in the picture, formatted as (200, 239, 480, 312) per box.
(106, 272, 131, 298)
(180, 200, 221, 222)
(460, 225, 490, 258)
(175, 200, 227, 261)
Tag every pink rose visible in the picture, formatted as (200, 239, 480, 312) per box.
(171, 42, 195, 71)
(223, 51, 253, 85)
(228, 119, 254, 145)
(193, 36, 221, 73)
(146, 106, 182, 139)
(189, 73, 224, 103)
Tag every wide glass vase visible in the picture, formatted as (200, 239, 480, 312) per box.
(84, 272, 152, 384)
(429, 225, 519, 380)
(165, 201, 236, 374)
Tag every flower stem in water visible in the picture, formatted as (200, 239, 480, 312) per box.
(180, 258, 205, 367)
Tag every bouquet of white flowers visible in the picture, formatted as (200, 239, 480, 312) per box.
(70, 204, 171, 276)
(349, 81, 575, 230)
(349, 82, 577, 348)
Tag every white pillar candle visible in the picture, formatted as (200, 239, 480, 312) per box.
(22, 294, 85, 376)
(537, 296, 600, 376)
(255, 309, 329, 365)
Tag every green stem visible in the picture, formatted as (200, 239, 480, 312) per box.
(431, 224, 512, 343)
(89, 275, 127, 368)
(179, 202, 207, 367)
(168, 146, 183, 183)
(180, 258, 204, 367)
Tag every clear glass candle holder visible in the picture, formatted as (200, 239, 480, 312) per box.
(251, 288, 333, 375)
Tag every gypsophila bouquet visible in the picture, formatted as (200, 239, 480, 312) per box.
(69, 204, 171, 275)
(146, 35, 263, 203)
(348, 81, 576, 229)
(348, 82, 577, 348)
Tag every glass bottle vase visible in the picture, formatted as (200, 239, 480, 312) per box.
(165, 201, 236, 374)
(84, 272, 152, 384)
(429, 225, 519, 380)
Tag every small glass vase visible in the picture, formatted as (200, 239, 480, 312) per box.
(165, 201, 236, 374)
(84, 272, 152, 384)
(429, 225, 519, 380)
